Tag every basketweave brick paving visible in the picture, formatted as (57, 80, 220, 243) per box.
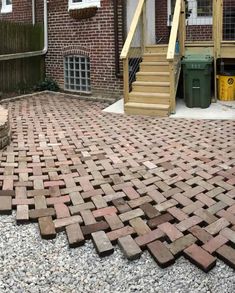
(0, 92, 235, 272)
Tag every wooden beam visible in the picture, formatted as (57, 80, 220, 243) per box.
(141, 0, 147, 51)
(216, 0, 223, 58)
(169, 61, 176, 113)
(167, 0, 181, 61)
(123, 59, 129, 104)
(179, 0, 186, 57)
(213, 0, 218, 102)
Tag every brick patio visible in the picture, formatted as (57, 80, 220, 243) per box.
(0, 92, 235, 272)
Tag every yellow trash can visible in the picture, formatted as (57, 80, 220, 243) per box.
(218, 73, 235, 101)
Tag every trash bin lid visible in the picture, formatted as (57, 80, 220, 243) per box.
(182, 54, 213, 64)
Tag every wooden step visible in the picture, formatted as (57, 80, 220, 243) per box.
(140, 62, 169, 72)
(128, 92, 170, 104)
(125, 102, 170, 117)
(132, 81, 170, 93)
(136, 72, 170, 82)
(143, 53, 167, 62)
(145, 45, 168, 54)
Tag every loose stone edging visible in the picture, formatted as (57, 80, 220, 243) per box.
(0, 90, 120, 105)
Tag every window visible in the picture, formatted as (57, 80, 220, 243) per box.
(64, 55, 91, 93)
(1, 0, 12, 13)
(68, 0, 100, 10)
(197, 0, 212, 17)
(167, 0, 212, 26)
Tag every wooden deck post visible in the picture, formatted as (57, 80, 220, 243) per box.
(169, 61, 176, 114)
(141, 0, 147, 52)
(214, 0, 223, 59)
(213, 0, 223, 102)
(123, 58, 129, 104)
(179, 0, 186, 57)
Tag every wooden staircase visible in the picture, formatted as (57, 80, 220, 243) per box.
(125, 45, 171, 117)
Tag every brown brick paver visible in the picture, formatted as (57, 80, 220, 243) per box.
(0, 93, 235, 272)
(118, 235, 142, 260)
(184, 244, 217, 272)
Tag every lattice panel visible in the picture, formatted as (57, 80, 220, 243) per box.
(223, 0, 235, 40)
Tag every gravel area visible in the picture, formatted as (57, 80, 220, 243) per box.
(0, 214, 234, 293)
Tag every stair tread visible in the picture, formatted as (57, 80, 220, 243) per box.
(141, 61, 169, 65)
(136, 72, 170, 76)
(143, 53, 166, 56)
(133, 81, 170, 87)
(125, 102, 170, 110)
(129, 92, 170, 98)
(145, 45, 168, 48)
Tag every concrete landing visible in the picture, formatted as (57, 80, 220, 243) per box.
(103, 99, 235, 120)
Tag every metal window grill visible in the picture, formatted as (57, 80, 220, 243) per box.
(223, 0, 235, 40)
(64, 55, 91, 93)
(186, 0, 213, 41)
(197, 0, 212, 17)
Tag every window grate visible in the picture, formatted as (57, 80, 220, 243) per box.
(185, 0, 213, 41)
(223, 0, 235, 41)
(64, 55, 91, 93)
(197, 0, 212, 17)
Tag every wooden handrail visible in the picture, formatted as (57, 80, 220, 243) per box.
(167, 0, 181, 60)
(120, 0, 145, 60)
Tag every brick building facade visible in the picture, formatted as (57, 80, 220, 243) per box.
(0, 0, 32, 23)
(45, 0, 124, 95)
(0, 0, 214, 95)
(0, 0, 124, 96)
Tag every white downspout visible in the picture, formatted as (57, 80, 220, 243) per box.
(0, 0, 48, 61)
(32, 0, 36, 25)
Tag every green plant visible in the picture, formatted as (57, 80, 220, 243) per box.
(17, 81, 32, 94)
(34, 77, 59, 92)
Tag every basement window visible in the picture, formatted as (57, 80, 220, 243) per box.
(1, 0, 12, 13)
(68, 0, 100, 10)
(64, 55, 91, 93)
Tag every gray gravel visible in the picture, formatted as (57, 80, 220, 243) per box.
(0, 213, 234, 293)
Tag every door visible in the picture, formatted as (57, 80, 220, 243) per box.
(126, 0, 156, 46)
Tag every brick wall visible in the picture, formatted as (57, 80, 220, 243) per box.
(36, 0, 44, 23)
(1, 0, 123, 96)
(186, 25, 213, 41)
(1, 0, 216, 95)
(155, 0, 170, 43)
(45, 0, 123, 95)
(0, 0, 32, 23)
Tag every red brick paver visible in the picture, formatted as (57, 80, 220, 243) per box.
(0, 93, 235, 272)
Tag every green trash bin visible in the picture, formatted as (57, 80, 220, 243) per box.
(182, 54, 213, 108)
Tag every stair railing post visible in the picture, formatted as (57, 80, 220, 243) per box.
(141, 0, 147, 53)
(123, 58, 129, 104)
(179, 0, 186, 57)
(169, 61, 176, 114)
